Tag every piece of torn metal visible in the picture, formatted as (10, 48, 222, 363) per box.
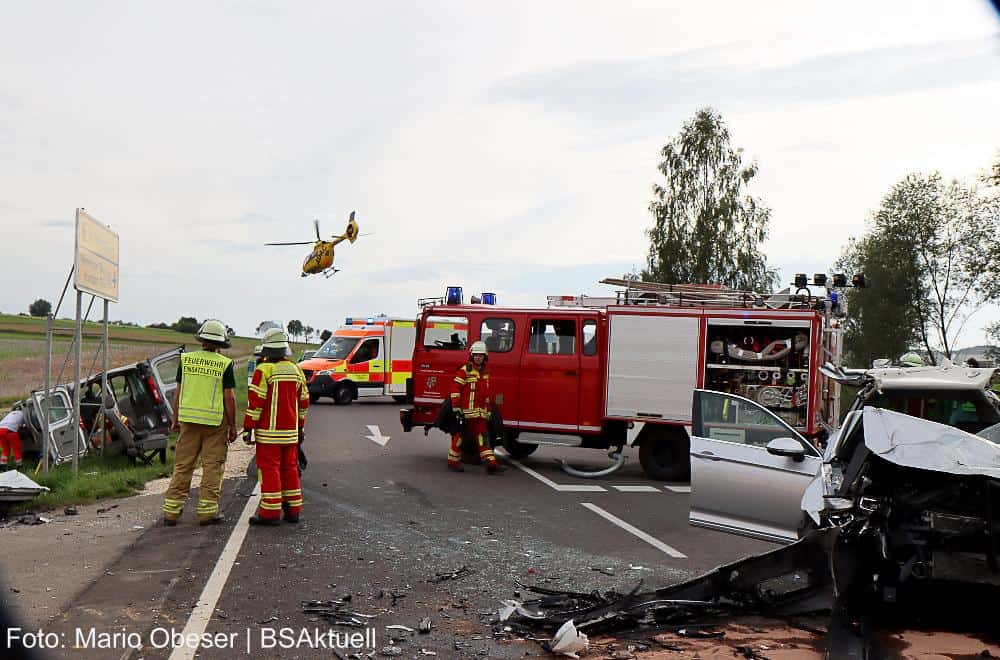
(0, 470, 49, 502)
(428, 566, 473, 583)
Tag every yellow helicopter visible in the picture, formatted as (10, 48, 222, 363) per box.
(266, 212, 360, 278)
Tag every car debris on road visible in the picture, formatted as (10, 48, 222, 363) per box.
(498, 403, 1000, 656)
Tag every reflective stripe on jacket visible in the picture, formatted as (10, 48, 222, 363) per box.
(177, 351, 232, 426)
(244, 360, 310, 443)
(450, 364, 491, 419)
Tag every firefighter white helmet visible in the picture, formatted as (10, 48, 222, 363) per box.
(470, 341, 488, 356)
(262, 331, 290, 350)
(197, 319, 231, 348)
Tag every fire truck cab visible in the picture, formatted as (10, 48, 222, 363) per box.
(401, 281, 843, 481)
(299, 317, 418, 405)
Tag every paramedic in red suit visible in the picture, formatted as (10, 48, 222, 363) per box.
(243, 331, 309, 525)
(448, 341, 503, 474)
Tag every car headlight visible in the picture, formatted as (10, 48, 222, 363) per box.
(317, 370, 333, 376)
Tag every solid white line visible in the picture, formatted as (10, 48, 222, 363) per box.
(612, 485, 662, 493)
(581, 502, 687, 559)
(168, 488, 259, 660)
(495, 450, 606, 492)
(664, 485, 691, 493)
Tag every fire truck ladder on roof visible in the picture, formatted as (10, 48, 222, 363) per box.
(547, 278, 831, 311)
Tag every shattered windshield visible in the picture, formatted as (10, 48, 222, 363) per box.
(313, 336, 359, 360)
(865, 389, 1000, 435)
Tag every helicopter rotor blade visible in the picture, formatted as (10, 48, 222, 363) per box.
(265, 241, 314, 246)
(314, 219, 321, 241)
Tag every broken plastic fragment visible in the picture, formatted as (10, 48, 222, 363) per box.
(550, 619, 589, 658)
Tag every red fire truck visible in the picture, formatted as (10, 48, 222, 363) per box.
(400, 279, 845, 481)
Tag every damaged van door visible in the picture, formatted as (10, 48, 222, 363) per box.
(148, 347, 182, 417)
(26, 386, 87, 465)
(689, 389, 822, 543)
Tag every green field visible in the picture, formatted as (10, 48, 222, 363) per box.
(0, 314, 316, 405)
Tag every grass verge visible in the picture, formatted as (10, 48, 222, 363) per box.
(16, 444, 176, 512)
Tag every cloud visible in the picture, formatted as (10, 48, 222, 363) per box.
(43, 219, 73, 228)
(496, 35, 1000, 125)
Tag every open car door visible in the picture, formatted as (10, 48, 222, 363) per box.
(29, 387, 86, 465)
(148, 347, 183, 417)
(689, 389, 822, 543)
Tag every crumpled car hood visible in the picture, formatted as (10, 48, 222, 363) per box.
(803, 406, 1000, 522)
(862, 406, 1000, 478)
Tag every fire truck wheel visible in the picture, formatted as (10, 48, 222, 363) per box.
(309, 393, 321, 404)
(333, 383, 356, 405)
(502, 433, 538, 458)
(638, 429, 691, 481)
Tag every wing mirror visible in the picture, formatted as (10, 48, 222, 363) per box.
(766, 437, 807, 462)
(819, 361, 866, 387)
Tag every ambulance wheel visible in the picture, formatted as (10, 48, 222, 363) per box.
(502, 432, 538, 459)
(638, 426, 690, 481)
(309, 393, 321, 404)
(392, 396, 407, 404)
(333, 383, 355, 405)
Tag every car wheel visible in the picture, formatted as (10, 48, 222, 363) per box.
(638, 426, 690, 481)
(392, 395, 407, 404)
(502, 432, 538, 459)
(309, 392, 320, 404)
(333, 383, 355, 405)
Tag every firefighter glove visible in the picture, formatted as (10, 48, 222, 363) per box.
(242, 430, 255, 445)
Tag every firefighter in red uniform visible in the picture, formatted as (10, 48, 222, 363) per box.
(448, 341, 504, 474)
(243, 331, 310, 525)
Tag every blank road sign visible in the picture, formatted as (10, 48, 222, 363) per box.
(74, 209, 120, 302)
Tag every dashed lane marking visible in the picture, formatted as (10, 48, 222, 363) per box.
(581, 502, 687, 559)
(612, 485, 662, 493)
(168, 487, 259, 660)
(664, 485, 691, 493)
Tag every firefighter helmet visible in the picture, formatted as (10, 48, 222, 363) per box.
(262, 331, 290, 350)
(470, 341, 488, 355)
(196, 319, 231, 348)
(899, 352, 924, 367)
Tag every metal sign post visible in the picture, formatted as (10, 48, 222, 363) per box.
(71, 208, 119, 473)
(41, 314, 53, 473)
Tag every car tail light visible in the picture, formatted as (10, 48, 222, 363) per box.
(147, 375, 163, 405)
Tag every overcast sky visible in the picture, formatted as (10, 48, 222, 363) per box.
(1, 1, 998, 348)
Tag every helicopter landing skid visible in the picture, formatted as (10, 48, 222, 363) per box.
(322, 268, 341, 279)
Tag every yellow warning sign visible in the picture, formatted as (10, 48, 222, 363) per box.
(74, 209, 119, 302)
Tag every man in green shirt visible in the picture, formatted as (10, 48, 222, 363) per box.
(162, 320, 237, 526)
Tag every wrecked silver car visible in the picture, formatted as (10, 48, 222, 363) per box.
(501, 394, 1000, 656)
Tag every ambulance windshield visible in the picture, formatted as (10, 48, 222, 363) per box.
(314, 336, 360, 360)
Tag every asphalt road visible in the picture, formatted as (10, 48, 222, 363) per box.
(38, 398, 778, 659)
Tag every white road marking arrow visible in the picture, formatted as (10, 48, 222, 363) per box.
(365, 425, 390, 447)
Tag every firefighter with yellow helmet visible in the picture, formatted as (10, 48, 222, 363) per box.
(448, 341, 504, 474)
(162, 319, 237, 526)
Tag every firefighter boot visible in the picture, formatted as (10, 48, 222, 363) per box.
(249, 515, 281, 526)
(447, 433, 464, 472)
(476, 434, 504, 473)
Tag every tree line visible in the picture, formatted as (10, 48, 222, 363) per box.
(643, 107, 1000, 366)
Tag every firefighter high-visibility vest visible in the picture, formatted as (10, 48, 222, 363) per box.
(177, 351, 232, 426)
